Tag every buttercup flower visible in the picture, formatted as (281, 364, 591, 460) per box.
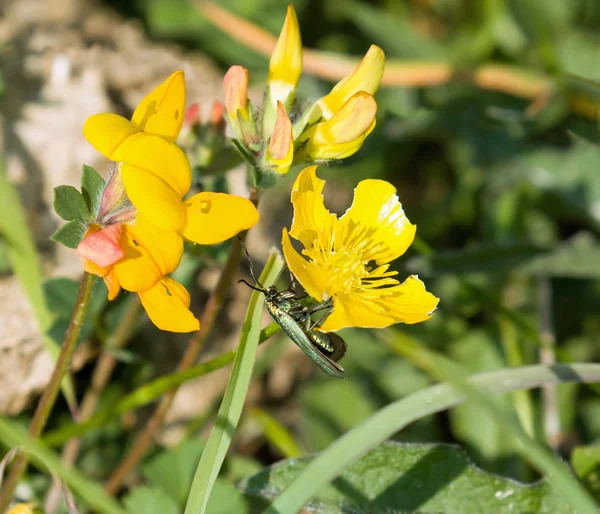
(281, 166, 439, 332)
(77, 71, 260, 332)
(223, 5, 385, 183)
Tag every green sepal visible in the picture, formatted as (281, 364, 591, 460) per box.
(251, 166, 277, 189)
(53, 185, 90, 221)
(81, 164, 105, 218)
(50, 218, 87, 249)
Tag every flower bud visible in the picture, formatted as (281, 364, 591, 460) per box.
(263, 101, 294, 175)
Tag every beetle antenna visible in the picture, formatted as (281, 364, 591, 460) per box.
(237, 237, 265, 288)
(238, 279, 266, 293)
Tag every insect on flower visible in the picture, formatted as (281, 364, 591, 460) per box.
(238, 241, 347, 379)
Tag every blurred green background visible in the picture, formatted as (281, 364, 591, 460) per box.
(3, 0, 600, 511)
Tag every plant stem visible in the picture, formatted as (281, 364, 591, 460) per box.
(538, 277, 560, 449)
(45, 297, 141, 514)
(0, 272, 95, 511)
(104, 187, 260, 494)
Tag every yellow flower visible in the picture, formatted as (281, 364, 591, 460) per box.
(80, 71, 260, 332)
(7, 504, 39, 514)
(294, 46, 384, 161)
(281, 166, 439, 332)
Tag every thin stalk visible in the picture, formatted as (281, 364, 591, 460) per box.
(538, 277, 560, 449)
(105, 187, 260, 494)
(0, 272, 95, 511)
(45, 298, 141, 514)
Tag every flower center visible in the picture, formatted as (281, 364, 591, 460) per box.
(320, 247, 368, 295)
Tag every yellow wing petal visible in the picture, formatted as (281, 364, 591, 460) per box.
(181, 192, 259, 245)
(83, 113, 139, 160)
(338, 179, 416, 264)
(121, 164, 186, 233)
(138, 277, 200, 333)
(111, 132, 191, 197)
(268, 5, 302, 95)
(130, 70, 186, 141)
(113, 215, 182, 292)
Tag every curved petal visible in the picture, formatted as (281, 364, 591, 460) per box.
(83, 113, 139, 160)
(75, 224, 124, 268)
(282, 228, 330, 302)
(113, 214, 183, 292)
(318, 45, 385, 119)
(289, 166, 336, 251)
(111, 132, 191, 197)
(338, 179, 416, 264)
(121, 164, 186, 232)
(131, 70, 186, 141)
(138, 277, 200, 333)
(103, 271, 122, 301)
(320, 275, 439, 331)
(181, 192, 259, 245)
(268, 5, 302, 92)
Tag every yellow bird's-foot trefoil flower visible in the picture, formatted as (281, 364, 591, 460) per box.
(222, 4, 384, 187)
(281, 166, 439, 332)
(52, 70, 260, 333)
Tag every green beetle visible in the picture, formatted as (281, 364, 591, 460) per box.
(239, 243, 347, 379)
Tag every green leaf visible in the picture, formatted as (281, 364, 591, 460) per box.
(51, 219, 87, 249)
(142, 440, 206, 505)
(264, 357, 600, 514)
(206, 479, 249, 514)
(572, 444, 600, 502)
(81, 164, 105, 217)
(123, 487, 179, 514)
(0, 417, 127, 514)
(183, 250, 284, 514)
(241, 442, 574, 513)
(53, 185, 90, 221)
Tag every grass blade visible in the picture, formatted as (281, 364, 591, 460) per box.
(0, 167, 77, 410)
(265, 359, 600, 514)
(184, 250, 284, 514)
(43, 323, 281, 447)
(0, 417, 127, 514)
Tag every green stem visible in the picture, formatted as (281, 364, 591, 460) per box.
(184, 250, 284, 514)
(0, 272, 95, 510)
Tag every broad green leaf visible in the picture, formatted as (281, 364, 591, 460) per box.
(81, 164, 105, 217)
(265, 356, 600, 514)
(53, 185, 89, 221)
(206, 479, 249, 514)
(51, 219, 87, 249)
(142, 439, 205, 505)
(183, 250, 284, 514)
(123, 487, 179, 514)
(240, 442, 574, 513)
(572, 444, 600, 502)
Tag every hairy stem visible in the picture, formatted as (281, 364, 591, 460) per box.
(0, 272, 95, 510)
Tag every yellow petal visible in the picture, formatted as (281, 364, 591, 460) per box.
(104, 271, 122, 301)
(111, 132, 191, 197)
(289, 166, 336, 251)
(121, 164, 186, 232)
(300, 92, 377, 160)
(181, 192, 259, 245)
(224, 65, 250, 120)
(83, 113, 140, 160)
(268, 4, 302, 104)
(130, 70, 186, 141)
(338, 179, 417, 264)
(317, 45, 385, 119)
(321, 276, 439, 331)
(265, 101, 293, 174)
(138, 277, 200, 333)
(282, 228, 331, 302)
(113, 215, 183, 292)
